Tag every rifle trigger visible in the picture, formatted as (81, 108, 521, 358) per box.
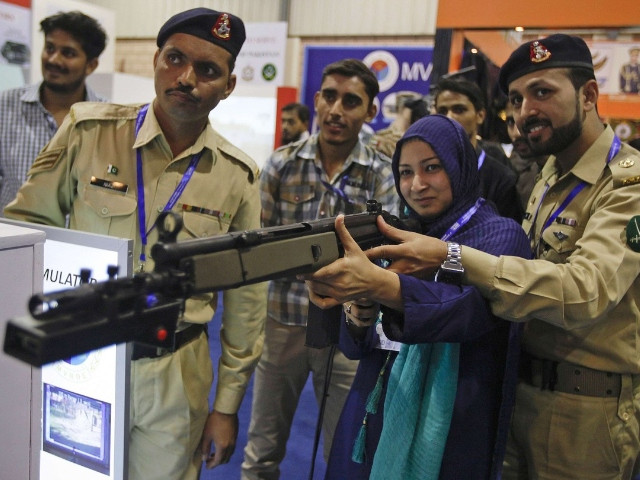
(311, 244, 322, 263)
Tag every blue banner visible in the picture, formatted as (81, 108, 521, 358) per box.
(302, 46, 434, 131)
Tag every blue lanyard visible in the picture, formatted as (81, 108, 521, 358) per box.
(316, 164, 355, 208)
(441, 198, 485, 241)
(134, 104, 203, 268)
(477, 150, 486, 170)
(532, 135, 621, 245)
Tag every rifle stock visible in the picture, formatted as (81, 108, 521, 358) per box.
(3, 200, 411, 366)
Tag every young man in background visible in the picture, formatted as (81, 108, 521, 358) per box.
(0, 10, 107, 213)
(242, 59, 396, 480)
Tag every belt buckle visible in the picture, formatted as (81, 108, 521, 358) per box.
(541, 359, 558, 391)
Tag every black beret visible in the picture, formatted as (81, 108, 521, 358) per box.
(498, 34, 594, 93)
(156, 8, 246, 59)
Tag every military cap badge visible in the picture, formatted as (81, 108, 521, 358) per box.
(530, 41, 551, 63)
(213, 13, 231, 40)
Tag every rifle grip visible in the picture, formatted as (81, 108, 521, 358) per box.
(305, 302, 341, 349)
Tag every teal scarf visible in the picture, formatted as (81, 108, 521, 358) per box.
(370, 342, 459, 480)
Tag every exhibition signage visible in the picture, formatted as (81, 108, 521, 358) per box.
(302, 46, 434, 131)
(236, 22, 288, 86)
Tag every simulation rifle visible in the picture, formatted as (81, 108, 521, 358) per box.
(3, 200, 413, 367)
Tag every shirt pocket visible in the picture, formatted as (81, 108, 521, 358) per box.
(80, 185, 137, 236)
(181, 211, 226, 239)
(279, 184, 315, 223)
(342, 181, 372, 210)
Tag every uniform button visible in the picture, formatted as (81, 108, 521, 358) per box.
(157, 207, 164, 213)
(101, 207, 109, 215)
(623, 412, 630, 421)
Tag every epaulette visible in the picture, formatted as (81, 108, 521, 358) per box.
(68, 102, 142, 125)
(214, 130, 259, 182)
(610, 144, 640, 189)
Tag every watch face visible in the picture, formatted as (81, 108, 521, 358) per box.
(442, 261, 464, 273)
(435, 266, 463, 284)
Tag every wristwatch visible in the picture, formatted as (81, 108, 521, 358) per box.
(435, 241, 464, 285)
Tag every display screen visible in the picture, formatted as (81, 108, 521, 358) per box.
(42, 383, 111, 475)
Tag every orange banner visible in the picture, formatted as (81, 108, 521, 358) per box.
(2, 0, 30, 8)
(437, 0, 640, 29)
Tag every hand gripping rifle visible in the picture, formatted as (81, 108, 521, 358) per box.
(4, 200, 413, 367)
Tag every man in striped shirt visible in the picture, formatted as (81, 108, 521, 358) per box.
(0, 11, 106, 214)
(242, 59, 397, 479)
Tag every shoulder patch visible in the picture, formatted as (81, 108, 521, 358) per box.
(28, 147, 65, 175)
(213, 130, 259, 181)
(626, 215, 640, 252)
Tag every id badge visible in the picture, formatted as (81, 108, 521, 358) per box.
(376, 322, 402, 352)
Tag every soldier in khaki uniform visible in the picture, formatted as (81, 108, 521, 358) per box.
(369, 96, 427, 158)
(5, 8, 266, 480)
(362, 34, 640, 479)
(620, 46, 640, 94)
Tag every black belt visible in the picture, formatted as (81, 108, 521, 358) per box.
(131, 323, 207, 361)
(519, 352, 621, 398)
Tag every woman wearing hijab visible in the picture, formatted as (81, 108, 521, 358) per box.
(305, 114, 531, 479)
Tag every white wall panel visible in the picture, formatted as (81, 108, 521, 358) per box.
(83, 0, 437, 38)
(289, 0, 438, 36)
(83, 0, 283, 38)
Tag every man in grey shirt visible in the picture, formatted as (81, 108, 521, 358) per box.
(0, 10, 107, 214)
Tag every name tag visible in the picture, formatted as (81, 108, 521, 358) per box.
(90, 176, 129, 194)
(375, 322, 402, 352)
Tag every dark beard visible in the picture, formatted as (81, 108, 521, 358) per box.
(42, 77, 85, 94)
(529, 96, 582, 156)
(281, 133, 297, 144)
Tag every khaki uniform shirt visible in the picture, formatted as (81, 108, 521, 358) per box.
(5, 101, 266, 413)
(464, 126, 640, 374)
(369, 124, 403, 158)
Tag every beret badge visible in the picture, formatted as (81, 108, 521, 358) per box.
(530, 41, 551, 64)
(213, 13, 231, 40)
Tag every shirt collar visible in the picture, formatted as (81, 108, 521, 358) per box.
(297, 133, 377, 168)
(545, 125, 616, 185)
(20, 82, 104, 104)
(132, 100, 215, 161)
(20, 83, 43, 104)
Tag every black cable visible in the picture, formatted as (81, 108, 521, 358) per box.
(307, 343, 337, 480)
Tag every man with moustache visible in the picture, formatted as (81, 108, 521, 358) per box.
(279, 102, 310, 145)
(5, 8, 266, 480)
(504, 102, 548, 210)
(363, 34, 640, 479)
(0, 11, 107, 213)
(242, 59, 396, 479)
(434, 77, 523, 222)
